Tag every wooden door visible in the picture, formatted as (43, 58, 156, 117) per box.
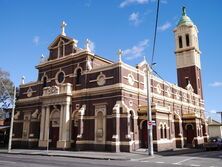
(187, 124, 194, 144)
(141, 121, 148, 148)
(49, 123, 59, 148)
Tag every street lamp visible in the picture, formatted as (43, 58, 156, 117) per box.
(8, 86, 16, 153)
(146, 62, 154, 156)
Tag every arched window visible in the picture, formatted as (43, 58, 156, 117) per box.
(42, 76, 47, 88)
(186, 34, 190, 46)
(58, 40, 65, 58)
(164, 124, 167, 139)
(76, 69, 81, 85)
(57, 71, 65, 84)
(160, 124, 164, 139)
(130, 111, 134, 132)
(178, 36, 183, 48)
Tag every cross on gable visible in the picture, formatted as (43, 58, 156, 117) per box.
(61, 21, 67, 36)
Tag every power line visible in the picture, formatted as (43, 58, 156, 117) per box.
(151, 0, 160, 65)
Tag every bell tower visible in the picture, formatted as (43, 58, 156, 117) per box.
(174, 7, 203, 99)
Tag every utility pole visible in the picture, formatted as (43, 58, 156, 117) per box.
(8, 86, 16, 153)
(146, 63, 154, 156)
(216, 111, 222, 123)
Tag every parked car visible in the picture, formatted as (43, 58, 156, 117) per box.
(204, 137, 222, 151)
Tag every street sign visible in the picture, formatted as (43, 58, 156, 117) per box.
(147, 120, 156, 126)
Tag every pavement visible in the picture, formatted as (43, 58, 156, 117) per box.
(0, 148, 204, 161)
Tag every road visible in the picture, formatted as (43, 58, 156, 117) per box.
(0, 151, 221, 167)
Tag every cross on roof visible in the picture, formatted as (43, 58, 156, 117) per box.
(61, 21, 67, 36)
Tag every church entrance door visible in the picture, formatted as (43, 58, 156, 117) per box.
(49, 123, 59, 148)
(141, 121, 148, 148)
(49, 109, 60, 149)
(186, 124, 194, 145)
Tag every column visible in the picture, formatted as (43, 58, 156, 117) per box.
(39, 107, 45, 141)
(57, 103, 71, 149)
(62, 103, 70, 140)
(111, 103, 120, 152)
(44, 106, 50, 141)
(39, 106, 49, 147)
(59, 105, 64, 141)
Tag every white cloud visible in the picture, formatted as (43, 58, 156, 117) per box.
(129, 12, 141, 26)
(88, 40, 95, 53)
(120, 0, 149, 8)
(33, 36, 40, 46)
(123, 39, 149, 60)
(209, 81, 222, 87)
(158, 22, 171, 32)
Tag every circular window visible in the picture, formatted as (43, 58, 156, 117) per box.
(57, 71, 65, 84)
(97, 73, 106, 86)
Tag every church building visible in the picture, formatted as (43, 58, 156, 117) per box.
(12, 7, 208, 152)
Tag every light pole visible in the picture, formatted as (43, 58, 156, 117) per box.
(8, 86, 16, 153)
(146, 63, 154, 156)
(216, 111, 222, 124)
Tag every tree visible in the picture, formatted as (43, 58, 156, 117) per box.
(0, 68, 14, 109)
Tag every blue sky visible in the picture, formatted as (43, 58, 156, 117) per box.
(0, 0, 222, 121)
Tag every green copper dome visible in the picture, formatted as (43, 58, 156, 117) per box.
(177, 7, 194, 26)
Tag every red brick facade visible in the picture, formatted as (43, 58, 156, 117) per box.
(12, 15, 208, 152)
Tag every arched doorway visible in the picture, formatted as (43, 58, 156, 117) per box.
(186, 124, 194, 145)
(141, 120, 148, 148)
(71, 111, 79, 148)
(49, 110, 60, 148)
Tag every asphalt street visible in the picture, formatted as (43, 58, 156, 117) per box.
(0, 151, 221, 167)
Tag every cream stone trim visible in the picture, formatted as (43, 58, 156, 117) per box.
(153, 138, 173, 144)
(48, 34, 76, 49)
(14, 120, 23, 123)
(152, 104, 170, 113)
(31, 109, 39, 119)
(73, 83, 146, 96)
(151, 93, 204, 110)
(12, 138, 39, 142)
(72, 82, 203, 111)
(74, 65, 83, 76)
(38, 59, 86, 75)
(76, 140, 140, 146)
(94, 104, 106, 145)
(96, 72, 106, 86)
(20, 81, 41, 88)
(55, 70, 66, 85)
(16, 97, 40, 104)
(36, 50, 112, 69)
(14, 111, 20, 120)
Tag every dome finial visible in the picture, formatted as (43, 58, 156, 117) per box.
(182, 6, 186, 16)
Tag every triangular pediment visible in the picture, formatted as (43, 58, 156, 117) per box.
(48, 35, 78, 49)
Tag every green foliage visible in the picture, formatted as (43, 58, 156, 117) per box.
(0, 68, 14, 108)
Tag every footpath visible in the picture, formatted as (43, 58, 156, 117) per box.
(0, 148, 204, 161)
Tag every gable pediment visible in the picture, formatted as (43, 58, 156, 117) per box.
(48, 35, 78, 50)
